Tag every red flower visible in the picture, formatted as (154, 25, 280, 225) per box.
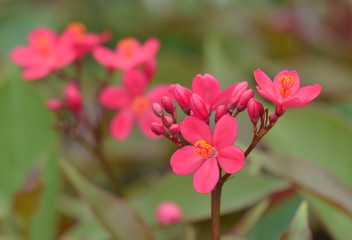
(11, 27, 75, 80)
(93, 37, 160, 71)
(254, 69, 322, 115)
(62, 22, 111, 59)
(100, 70, 170, 140)
(170, 115, 244, 193)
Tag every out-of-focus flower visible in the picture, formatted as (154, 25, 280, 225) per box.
(45, 98, 63, 112)
(64, 81, 82, 115)
(100, 69, 170, 140)
(62, 22, 111, 59)
(93, 37, 160, 71)
(170, 115, 244, 193)
(11, 27, 75, 80)
(155, 201, 183, 226)
(254, 69, 322, 115)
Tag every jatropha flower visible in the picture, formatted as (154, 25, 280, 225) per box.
(155, 201, 183, 226)
(254, 69, 322, 115)
(93, 37, 160, 72)
(170, 114, 245, 193)
(100, 69, 170, 140)
(11, 27, 75, 80)
(62, 22, 111, 59)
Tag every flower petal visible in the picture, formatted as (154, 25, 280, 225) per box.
(141, 37, 160, 60)
(28, 27, 58, 47)
(273, 70, 300, 99)
(217, 146, 244, 174)
(10, 47, 42, 66)
(179, 117, 212, 145)
(212, 114, 238, 150)
(99, 86, 131, 110)
(93, 46, 117, 69)
(147, 84, 171, 104)
(109, 109, 135, 140)
(192, 157, 219, 194)
(254, 69, 277, 98)
(170, 145, 204, 175)
(122, 70, 148, 96)
(22, 66, 52, 81)
(137, 110, 162, 139)
(282, 84, 322, 109)
(192, 74, 221, 109)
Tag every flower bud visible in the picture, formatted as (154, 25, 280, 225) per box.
(161, 96, 174, 114)
(151, 122, 164, 136)
(237, 89, 254, 112)
(152, 103, 163, 117)
(269, 112, 278, 123)
(169, 124, 179, 134)
(164, 116, 173, 125)
(190, 93, 209, 120)
(275, 107, 285, 117)
(46, 98, 63, 111)
(215, 105, 227, 123)
(143, 59, 157, 81)
(227, 82, 248, 111)
(247, 99, 264, 124)
(64, 81, 82, 115)
(155, 201, 183, 226)
(170, 84, 192, 115)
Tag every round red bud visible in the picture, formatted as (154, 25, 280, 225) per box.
(237, 89, 254, 112)
(46, 98, 63, 111)
(152, 103, 164, 117)
(151, 122, 164, 136)
(161, 96, 174, 114)
(247, 99, 264, 124)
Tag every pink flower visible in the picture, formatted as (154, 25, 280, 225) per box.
(93, 37, 160, 71)
(254, 69, 322, 115)
(100, 70, 170, 140)
(155, 201, 183, 226)
(11, 27, 75, 80)
(170, 115, 245, 193)
(62, 22, 111, 59)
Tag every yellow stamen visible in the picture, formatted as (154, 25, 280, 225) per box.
(116, 38, 139, 59)
(278, 74, 295, 98)
(132, 96, 149, 115)
(67, 22, 86, 42)
(35, 36, 50, 56)
(194, 140, 215, 159)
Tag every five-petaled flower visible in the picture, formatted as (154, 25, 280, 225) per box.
(100, 69, 170, 140)
(11, 27, 75, 80)
(254, 69, 322, 115)
(170, 114, 245, 193)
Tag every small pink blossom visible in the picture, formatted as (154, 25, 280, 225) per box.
(170, 115, 245, 193)
(46, 98, 63, 111)
(100, 69, 170, 140)
(11, 27, 75, 80)
(155, 201, 183, 226)
(62, 22, 111, 59)
(93, 37, 160, 71)
(64, 81, 82, 115)
(254, 69, 322, 115)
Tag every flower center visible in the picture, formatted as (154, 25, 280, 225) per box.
(278, 74, 295, 98)
(35, 36, 50, 56)
(116, 38, 139, 59)
(132, 96, 149, 115)
(194, 140, 216, 159)
(67, 22, 86, 42)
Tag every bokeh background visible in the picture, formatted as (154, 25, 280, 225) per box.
(0, 0, 352, 240)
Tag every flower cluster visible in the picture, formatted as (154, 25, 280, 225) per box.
(152, 71, 321, 193)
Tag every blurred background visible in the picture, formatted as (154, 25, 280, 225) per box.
(0, 0, 352, 240)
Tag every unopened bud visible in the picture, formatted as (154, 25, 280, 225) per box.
(151, 122, 164, 136)
(161, 96, 174, 114)
(46, 98, 63, 111)
(215, 105, 227, 123)
(237, 89, 254, 112)
(275, 107, 285, 117)
(171, 84, 192, 115)
(190, 94, 209, 120)
(152, 103, 163, 117)
(269, 112, 278, 123)
(247, 99, 264, 124)
(169, 124, 179, 134)
(155, 201, 183, 226)
(164, 116, 173, 125)
(143, 59, 157, 81)
(227, 82, 249, 111)
(64, 81, 82, 115)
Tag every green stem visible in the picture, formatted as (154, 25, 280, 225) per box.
(211, 180, 223, 240)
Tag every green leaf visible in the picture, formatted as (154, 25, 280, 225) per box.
(59, 159, 157, 240)
(266, 107, 352, 239)
(280, 201, 312, 240)
(130, 170, 288, 224)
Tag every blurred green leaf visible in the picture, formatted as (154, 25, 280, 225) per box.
(279, 201, 312, 240)
(266, 107, 352, 239)
(60, 159, 157, 240)
(130, 170, 288, 224)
